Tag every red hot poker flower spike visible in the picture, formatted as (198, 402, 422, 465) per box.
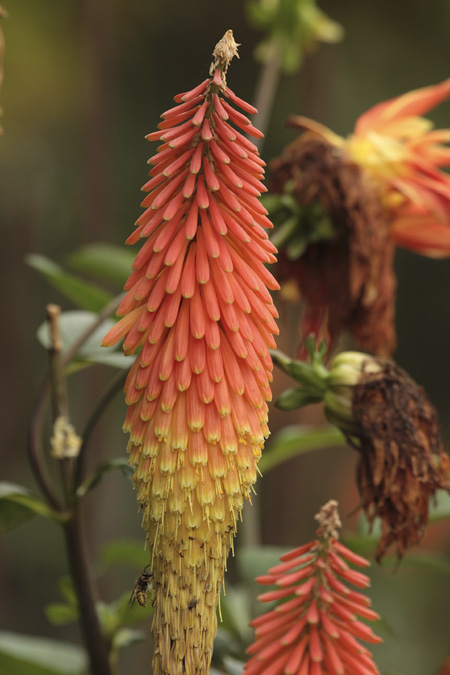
(245, 501, 382, 675)
(102, 30, 279, 675)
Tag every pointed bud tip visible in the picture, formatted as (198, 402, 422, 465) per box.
(210, 29, 240, 76)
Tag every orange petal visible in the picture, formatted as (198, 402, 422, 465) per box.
(355, 78, 450, 136)
(392, 217, 450, 257)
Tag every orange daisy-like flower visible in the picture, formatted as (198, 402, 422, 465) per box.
(271, 78, 450, 356)
(292, 77, 450, 257)
(102, 31, 278, 674)
(245, 501, 382, 675)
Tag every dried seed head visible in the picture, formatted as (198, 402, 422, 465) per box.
(210, 29, 240, 77)
(326, 352, 450, 560)
(314, 499, 342, 540)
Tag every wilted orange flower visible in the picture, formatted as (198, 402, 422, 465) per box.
(102, 30, 278, 674)
(271, 78, 450, 356)
(292, 78, 450, 257)
(245, 500, 382, 675)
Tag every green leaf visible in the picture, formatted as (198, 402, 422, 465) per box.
(219, 586, 253, 643)
(66, 244, 134, 289)
(429, 489, 450, 521)
(391, 553, 450, 575)
(237, 546, 290, 585)
(259, 425, 346, 473)
(286, 232, 309, 259)
(76, 458, 133, 498)
(270, 216, 301, 250)
(44, 604, 78, 627)
(100, 539, 148, 569)
(36, 310, 133, 370)
(26, 253, 112, 312)
(57, 577, 77, 606)
(111, 628, 144, 651)
(222, 656, 247, 675)
(98, 592, 153, 639)
(275, 386, 322, 410)
(0, 632, 86, 675)
(0, 483, 60, 533)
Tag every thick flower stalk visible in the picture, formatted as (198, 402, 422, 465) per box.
(102, 31, 278, 674)
(271, 78, 450, 355)
(245, 500, 382, 675)
(325, 352, 450, 561)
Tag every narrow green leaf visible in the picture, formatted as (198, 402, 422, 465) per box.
(111, 591, 153, 629)
(270, 216, 300, 250)
(223, 656, 247, 675)
(390, 553, 450, 575)
(112, 628, 145, 650)
(286, 233, 309, 259)
(0, 483, 59, 533)
(259, 425, 346, 473)
(219, 586, 253, 643)
(36, 310, 133, 370)
(237, 546, 289, 585)
(66, 244, 134, 289)
(100, 539, 148, 569)
(26, 253, 112, 312)
(275, 386, 322, 410)
(44, 604, 78, 627)
(57, 577, 77, 606)
(0, 632, 86, 675)
(76, 458, 133, 498)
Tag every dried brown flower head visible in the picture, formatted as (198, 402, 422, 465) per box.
(270, 134, 397, 356)
(325, 352, 450, 561)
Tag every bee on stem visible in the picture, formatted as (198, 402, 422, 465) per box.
(130, 564, 152, 608)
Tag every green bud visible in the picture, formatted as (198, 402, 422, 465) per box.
(324, 352, 382, 436)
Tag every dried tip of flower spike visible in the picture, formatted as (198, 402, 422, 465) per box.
(314, 499, 342, 540)
(209, 29, 240, 78)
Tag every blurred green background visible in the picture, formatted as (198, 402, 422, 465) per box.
(1, 1, 450, 674)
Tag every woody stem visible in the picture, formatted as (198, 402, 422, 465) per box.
(46, 305, 113, 675)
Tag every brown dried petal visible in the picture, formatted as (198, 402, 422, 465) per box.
(350, 360, 450, 560)
(270, 135, 397, 356)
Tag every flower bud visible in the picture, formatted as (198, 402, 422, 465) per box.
(324, 351, 382, 436)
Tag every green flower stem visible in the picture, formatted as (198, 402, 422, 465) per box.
(270, 348, 329, 395)
(28, 293, 124, 506)
(27, 301, 126, 675)
(240, 46, 282, 550)
(252, 43, 282, 152)
(63, 511, 113, 675)
(47, 305, 113, 675)
(46, 305, 75, 501)
(27, 378, 61, 512)
(259, 425, 346, 474)
(75, 368, 128, 486)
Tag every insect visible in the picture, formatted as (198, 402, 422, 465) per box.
(129, 564, 152, 608)
(188, 597, 198, 610)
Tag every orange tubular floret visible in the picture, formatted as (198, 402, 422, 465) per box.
(103, 31, 277, 675)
